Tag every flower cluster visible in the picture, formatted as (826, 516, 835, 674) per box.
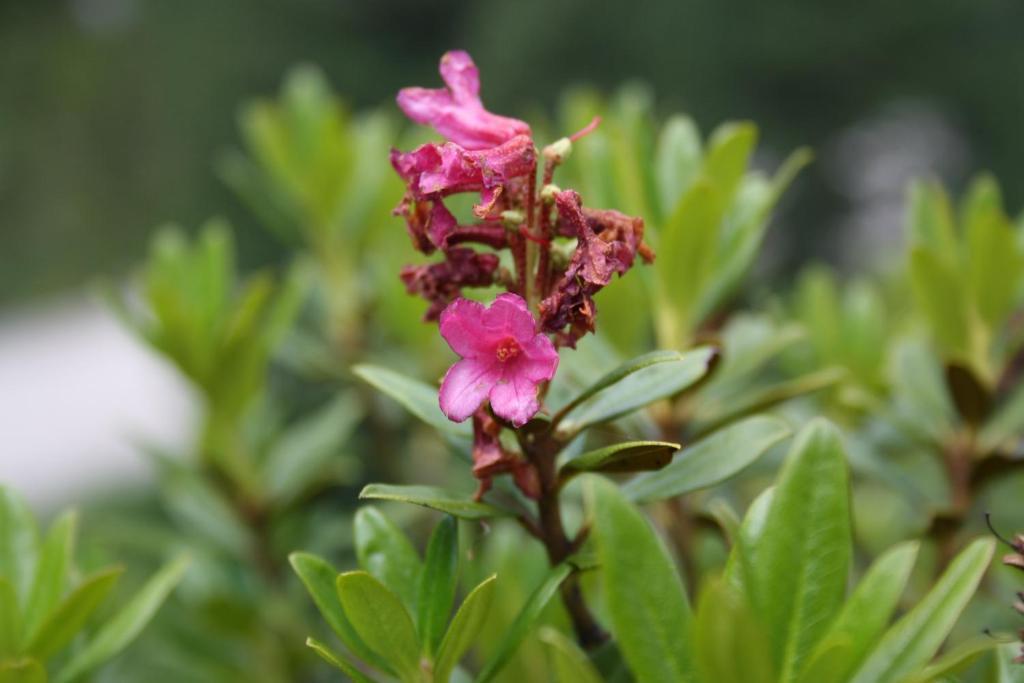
(391, 50, 653, 495)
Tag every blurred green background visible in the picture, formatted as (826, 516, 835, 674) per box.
(4, 0, 1024, 305)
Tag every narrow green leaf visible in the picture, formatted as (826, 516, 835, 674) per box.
(0, 578, 20, 658)
(904, 635, 997, 683)
(703, 121, 758, 205)
(336, 571, 421, 683)
(623, 415, 790, 503)
(723, 486, 774, 595)
(22, 512, 76, 642)
(435, 575, 496, 683)
(906, 180, 958, 262)
(849, 537, 995, 683)
(909, 247, 970, 356)
(694, 577, 774, 683)
(306, 637, 375, 683)
(353, 364, 471, 438)
(354, 507, 423, 611)
(540, 627, 603, 683)
(26, 567, 122, 659)
(359, 485, 510, 521)
(750, 419, 852, 683)
(55, 556, 188, 683)
(589, 476, 698, 683)
(803, 541, 919, 681)
(560, 441, 680, 483)
(655, 115, 702, 215)
(555, 347, 717, 437)
(475, 563, 573, 683)
(0, 486, 39, 601)
(416, 516, 459, 656)
(0, 658, 45, 683)
(289, 552, 388, 673)
(965, 191, 1021, 328)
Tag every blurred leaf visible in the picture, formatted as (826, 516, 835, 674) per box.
(354, 507, 423, 611)
(560, 441, 680, 482)
(945, 362, 992, 427)
(696, 367, 844, 431)
(848, 537, 995, 683)
(694, 578, 773, 683)
(158, 461, 251, 558)
(654, 115, 702, 216)
(703, 122, 757, 206)
(964, 179, 1022, 327)
(723, 487, 774, 594)
(359, 485, 510, 520)
(417, 516, 458, 656)
(0, 659, 45, 683)
(55, 556, 188, 683)
(981, 380, 1024, 452)
(889, 339, 955, 442)
(540, 627, 603, 683)
(26, 567, 122, 659)
(555, 347, 717, 437)
(623, 415, 790, 503)
(353, 364, 471, 438)
(907, 180, 958, 262)
(803, 541, 919, 681)
(0, 578, 19, 658)
(305, 637, 374, 683)
(264, 390, 362, 504)
(475, 563, 574, 683)
(746, 419, 851, 682)
(589, 476, 698, 683)
(0, 487, 39, 601)
(909, 246, 971, 357)
(337, 571, 421, 682)
(904, 635, 997, 683)
(22, 512, 76, 642)
(289, 552, 386, 672)
(435, 575, 497, 683)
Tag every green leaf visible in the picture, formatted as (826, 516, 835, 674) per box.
(703, 122, 758, 206)
(359, 485, 510, 521)
(354, 507, 423, 611)
(289, 552, 386, 673)
(55, 556, 188, 683)
(694, 578, 774, 683)
(475, 563, 574, 683)
(0, 486, 39, 601)
(965, 186, 1021, 327)
(540, 627, 603, 683)
(723, 486, 774, 595)
(849, 537, 995, 683)
(908, 246, 970, 357)
(906, 180, 958, 262)
(655, 115, 702, 215)
(589, 475, 698, 683)
(802, 541, 919, 681)
(555, 348, 717, 437)
(0, 578, 20, 658)
(336, 571, 421, 683)
(26, 567, 122, 659)
(0, 659, 45, 683)
(264, 390, 362, 503)
(559, 441, 680, 482)
(22, 512, 76, 642)
(305, 637, 375, 683)
(747, 419, 851, 683)
(981, 380, 1024, 452)
(353, 364, 471, 438)
(416, 516, 459, 656)
(435, 575, 496, 683)
(904, 635, 997, 683)
(623, 415, 790, 503)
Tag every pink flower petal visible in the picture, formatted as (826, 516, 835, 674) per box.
(438, 50, 480, 104)
(515, 334, 560, 383)
(489, 374, 541, 427)
(482, 293, 536, 342)
(439, 357, 502, 423)
(439, 298, 490, 358)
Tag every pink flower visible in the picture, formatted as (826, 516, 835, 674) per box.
(397, 50, 531, 150)
(438, 294, 559, 427)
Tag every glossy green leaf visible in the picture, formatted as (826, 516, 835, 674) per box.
(589, 475, 698, 683)
(22, 512, 76, 642)
(655, 115, 702, 215)
(623, 415, 790, 503)
(336, 571, 420, 683)
(289, 552, 386, 672)
(0, 487, 38, 601)
(55, 556, 188, 683)
(703, 122, 757, 205)
(359, 485, 510, 521)
(475, 563, 573, 683)
(748, 419, 851, 683)
(849, 537, 995, 683)
(417, 516, 458, 656)
(541, 627, 603, 683)
(559, 441, 680, 482)
(0, 578, 19, 658)
(306, 637, 375, 683)
(435, 575, 496, 683)
(354, 506, 423, 611)
(26, 567, 122, 659)
(0, 658, 45, 683)
(803, 541, 919, 681)
(555, 347, 717, 437)
(353, 364, 471, 438)
(723, 486, 774, 595)
(694, 577, 774, 683)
